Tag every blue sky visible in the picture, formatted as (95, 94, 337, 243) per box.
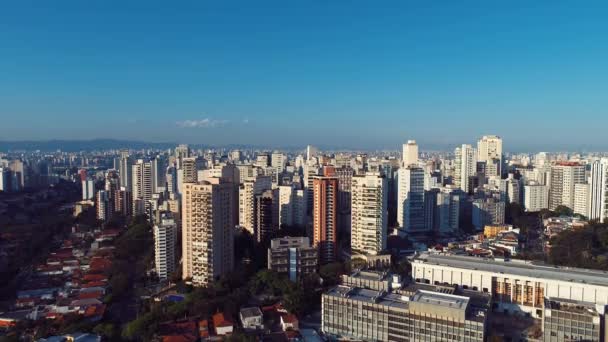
(1, 1, 607, 151)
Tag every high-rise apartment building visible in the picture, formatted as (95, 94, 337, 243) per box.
(255, 189, 278, 242)
(306, 145, 318, 162)
(174, 144, 190, 169)
(132, 159, 153, 213)
(181, 157, 200, 184)
(589, 159, 608, 222)
(154, 215, 177, 280)
(574, 183, 590, 218)
(0, 167, 9, 192)
(151, 155, 164, 194)
(454, 144, 477, 193)
(82, 179, 95, 200)
(472, 196, 506, 230)
(523, 183, 549, 212)
(118, 150, 132, 190)
(182, 178, 235, 286)
(95, 190, 109, 221)
(549, 162, 586, 210)
(239, 175, 272, 233)
(477, 135, 503, 177)
(277, 185, 295, 227)
(350, 173, 387, 256)
(435, 186, 462, 234)
(114, 187, 133, 217)
(397, 166, 426, 232)
(271, 152, 286, 173)
(313, 176, 339, 264)
(402, 140, 419, 167)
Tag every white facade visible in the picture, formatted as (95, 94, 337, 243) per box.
(82, 179, 95, 200)
(0, 167, 8, 192)
(154, 217, 177, 280)
(132, 159, 153, 207)
(293, 189, 306, 226)
(477, 135, 503, 176)
(523, 183, 549, 212)
(350, 173, 388, 255)
(549, 163, 586, 210)
(454, 144, 477, 192)
(277, 185, 294, 227)
(402, 140, 419, 167)
(397, 166, 426, 232)
(271, 152, 287, 173)
(238, 176, 272, 233)
(412, 253, 608, 318)
(589, 159, 608, 222)
(182, 179, 235, 286)
(574, 183, 590, 218)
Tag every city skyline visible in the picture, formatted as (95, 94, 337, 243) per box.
(2, 2, 608, 151)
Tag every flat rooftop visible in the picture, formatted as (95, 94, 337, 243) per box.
(349, 270, 390, 281)
(413, 253, 608, 287)
(325, 285, 408, 309)
(411, 290, 469, 310)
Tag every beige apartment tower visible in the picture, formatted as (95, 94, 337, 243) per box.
(182, 178, 235, 287)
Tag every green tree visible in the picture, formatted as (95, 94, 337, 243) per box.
(554, 205, 573, 217)
(319, 262, 346, 286)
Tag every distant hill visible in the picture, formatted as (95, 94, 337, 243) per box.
(0, 139, 177, 152)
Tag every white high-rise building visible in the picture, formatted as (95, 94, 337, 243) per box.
(306, 145, 318, 162)
(454, 144, 477, 193)
(402, 140, 419, 167)
(239, 175, 272, 233)
(118, 150, 132, 190)
(0, 167, 9, 192)
(523, 183, 549, 212)
(477, 135, 503, 176)
(132, 159, 153, 213)
(574, 183, 590, 218)
(293, 189, 306, 226)
(174, 144, 190, 169)
(154, 216, 177, 280)
(350, 173, 388, 255)
(589, 159, 608, 222)
(182, 178, 235, 286)
(277, 185, 294, 227)
(549, 162, 586, 210)
(271, 152, 287, 173)
(397, 166, 426, 232)
(82, 179, 95, 200)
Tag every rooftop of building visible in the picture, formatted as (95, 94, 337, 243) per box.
(347, 270, 391, 282)
(239, 306, 263, 319)
(413, 252, 608, 287)
(410, 290, 469, 310)
(545, 297, 600, 315)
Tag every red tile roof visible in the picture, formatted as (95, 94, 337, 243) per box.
(212, 312, 233, 328)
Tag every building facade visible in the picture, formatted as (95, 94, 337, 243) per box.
(397, 166, 426, 232)
(350, 173, 388, 255)
(267, 236, 318, 282)
(313, 176, 339, 264)
(182, 179, 235, 286)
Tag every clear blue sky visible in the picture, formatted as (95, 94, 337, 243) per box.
(1, 1, 607, 151)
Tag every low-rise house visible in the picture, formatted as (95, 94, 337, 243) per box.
(212, 312, 233, 336)
(239, 306, 263, 330)
(280, 313, 298, 331)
